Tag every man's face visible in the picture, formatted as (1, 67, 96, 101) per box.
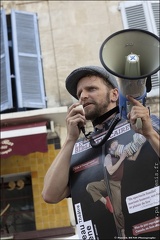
(110, 140, 118, 151)
(77, 75, 113, 121)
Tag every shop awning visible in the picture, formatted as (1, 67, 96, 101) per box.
(0, 122, 48, 159)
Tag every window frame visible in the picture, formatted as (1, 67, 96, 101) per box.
(0, 172, 36, 234)
(0, 9, 13, 111)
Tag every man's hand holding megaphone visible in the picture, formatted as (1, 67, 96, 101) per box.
(127, 95, 151, 135)
(127, 95, 159, 157)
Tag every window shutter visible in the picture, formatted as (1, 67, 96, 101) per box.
(119, 1, 160, 97)
(152, 3, 160, 36)
(123, 4, 148, 30)
(147, 1, 160, 37)
(0, 9, 13, 111)
(146, 1, 159, 97)
(11, 9, 46, 109)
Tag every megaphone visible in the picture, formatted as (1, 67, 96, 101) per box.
(100, 29, 160, 128)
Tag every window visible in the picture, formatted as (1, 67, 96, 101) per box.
(119, 1, 160, 97)
(0, 9, 46, 113)
(0, 173, 36, 234)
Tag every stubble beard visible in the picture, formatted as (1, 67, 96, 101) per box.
(85, 92, 111, 121)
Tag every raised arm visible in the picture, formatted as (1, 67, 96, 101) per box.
(42, 103, 86, 203)
(127, 95, 160, 157)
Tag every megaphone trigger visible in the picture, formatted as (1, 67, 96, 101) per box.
(126, 99, 143, 130)
(136, 118, 143, 130)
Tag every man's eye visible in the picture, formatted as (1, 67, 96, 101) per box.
(77, 92, 81, 99)
(89, 87, 96, 91)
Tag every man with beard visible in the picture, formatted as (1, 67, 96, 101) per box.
(42, 66, 159, 218)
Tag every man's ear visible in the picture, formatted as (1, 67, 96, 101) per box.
(110, 88, 119, 103)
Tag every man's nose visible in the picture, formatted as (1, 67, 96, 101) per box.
(79, 90, 88, 101)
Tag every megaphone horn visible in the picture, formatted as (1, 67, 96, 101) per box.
(100, 29, 160, 128)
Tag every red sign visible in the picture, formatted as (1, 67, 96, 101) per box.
(0, 122, 48, 158)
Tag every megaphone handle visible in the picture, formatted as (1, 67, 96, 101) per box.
(136, 118, 142, 130)
(127, 103, 142, 130)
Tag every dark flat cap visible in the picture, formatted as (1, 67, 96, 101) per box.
(65, 66, 118, 99)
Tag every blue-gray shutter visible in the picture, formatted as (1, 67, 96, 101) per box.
(119, 1, 159, 95)
(11, 9, 46, 109)
(150, 1, 159, 37)
(0, 9, 13, 111)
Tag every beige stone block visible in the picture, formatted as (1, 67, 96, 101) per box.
(40, 30, 54, 53)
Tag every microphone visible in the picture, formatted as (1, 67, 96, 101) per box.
(75, 105, 86, 133)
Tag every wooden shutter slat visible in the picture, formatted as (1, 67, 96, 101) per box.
(125, 4, 148, 30)
(151, 2, 159, 36)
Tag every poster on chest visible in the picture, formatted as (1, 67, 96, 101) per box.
(69, 119, 160, 239)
